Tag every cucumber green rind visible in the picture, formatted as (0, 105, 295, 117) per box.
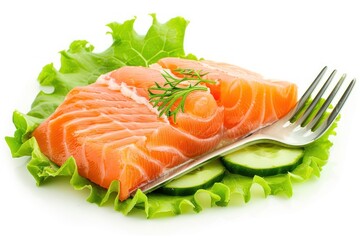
(160, 159, 226, 196)
(222, 146, 305, 177)
(160, 173, 225, 196)
(222, 160, 299, 177)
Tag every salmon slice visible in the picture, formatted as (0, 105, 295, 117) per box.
(32, 58, 297, 200)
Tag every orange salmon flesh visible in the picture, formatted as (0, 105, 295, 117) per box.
(32, 58, 297, 200)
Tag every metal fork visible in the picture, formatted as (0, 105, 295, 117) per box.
(134, 67, 356, 196)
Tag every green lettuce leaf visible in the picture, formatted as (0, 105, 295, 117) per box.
(108, 14, 189, 67)
(5, 15, 339, 218)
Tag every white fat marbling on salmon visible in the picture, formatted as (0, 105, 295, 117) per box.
(97, 74, 170, 123)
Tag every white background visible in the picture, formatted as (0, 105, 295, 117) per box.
(1, 0, 359, 239)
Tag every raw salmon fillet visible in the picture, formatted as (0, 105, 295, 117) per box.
(32, 58, 297, 200)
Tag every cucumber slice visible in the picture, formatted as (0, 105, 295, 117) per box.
(161, 159, 225, 196)
(222, 144, 304, 177)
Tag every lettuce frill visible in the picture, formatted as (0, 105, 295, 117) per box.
(5, 15, 337, 218)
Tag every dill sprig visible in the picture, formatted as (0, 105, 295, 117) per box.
(148, 68, 215, 122)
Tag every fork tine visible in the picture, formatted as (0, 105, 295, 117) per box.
(307, 73, 346, 130)
(298, 69, 337, 126)
(325, 78, 356, 127)
(290, 66, 327, 121)
(312, 78, 356, 137)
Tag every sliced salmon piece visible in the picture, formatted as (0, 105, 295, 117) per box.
(33, 67, 221, 200)
(32, 58, 297, 200)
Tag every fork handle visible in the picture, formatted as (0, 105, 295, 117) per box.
(135, 133, 270, 195)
